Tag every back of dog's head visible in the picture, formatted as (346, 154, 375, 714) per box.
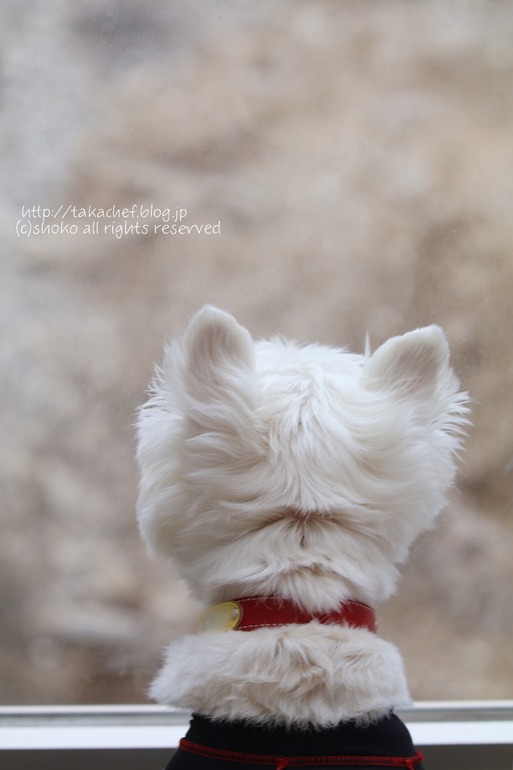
(137, 306, 469, 609)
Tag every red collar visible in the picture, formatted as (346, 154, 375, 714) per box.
(200, 596, 377, 634)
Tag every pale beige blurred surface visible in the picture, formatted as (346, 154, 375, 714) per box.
(1, 0, 512, 704)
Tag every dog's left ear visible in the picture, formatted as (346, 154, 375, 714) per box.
(181, 306, 258, 442)
(183, 305, 254, 396)
(362, 325, 452, 403)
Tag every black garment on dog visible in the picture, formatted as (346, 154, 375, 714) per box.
(165, 713, 425, 769)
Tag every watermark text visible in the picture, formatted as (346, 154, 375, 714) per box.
(16, 205, 221, 239)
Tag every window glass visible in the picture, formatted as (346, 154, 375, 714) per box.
(2, 0, 512, 704)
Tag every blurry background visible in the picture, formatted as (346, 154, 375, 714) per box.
(1, 0, 512, 705)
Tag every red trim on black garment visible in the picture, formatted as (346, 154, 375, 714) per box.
(179, 738, 424, 767)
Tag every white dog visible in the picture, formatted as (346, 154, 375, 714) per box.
(136, 306, 468, 769)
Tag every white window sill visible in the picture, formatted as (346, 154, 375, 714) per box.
(1, 701, 512, 769)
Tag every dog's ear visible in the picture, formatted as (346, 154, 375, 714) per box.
(179, 306, 258, 449)
(362, 325, 451, 401)
(183, 306, 255, 398)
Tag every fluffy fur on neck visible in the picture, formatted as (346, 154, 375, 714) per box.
(136, 306, 468, 726)
(150, 624, 409, 728)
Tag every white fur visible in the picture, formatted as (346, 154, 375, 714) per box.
(137, 306, 469, 726)
(150, 625, 409, 728)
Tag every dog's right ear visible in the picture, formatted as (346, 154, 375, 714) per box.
(362, 325, 450, 401)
